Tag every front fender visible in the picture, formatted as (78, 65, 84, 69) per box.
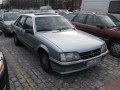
(37, 44, 49, 54)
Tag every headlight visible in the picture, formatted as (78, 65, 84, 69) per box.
(0, 52, 4, 74)
(60, 52, 81, 62)
(101, 43, 107, 53)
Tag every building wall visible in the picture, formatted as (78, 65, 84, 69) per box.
(3, 0, 82, 10)
(53, 0, 82, 10)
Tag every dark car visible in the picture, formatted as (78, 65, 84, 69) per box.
(71, 13, 120, 58)
(0, 12, 19, 36)
(0, 30, 10, 90)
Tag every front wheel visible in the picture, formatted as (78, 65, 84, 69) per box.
(14, 34, 21, 46)
(39, 50, 52, 73)
(109, 40, 120, 58)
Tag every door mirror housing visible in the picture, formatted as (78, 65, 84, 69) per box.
(96, 24, 104, 29)
(25, 29, 34, 34)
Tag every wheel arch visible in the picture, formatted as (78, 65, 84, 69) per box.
(38, 44, 49, 56)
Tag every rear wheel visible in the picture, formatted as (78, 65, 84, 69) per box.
(109, 40, 120, 58)
(14, 34, 21, 46)
(39, 50, 52, 73)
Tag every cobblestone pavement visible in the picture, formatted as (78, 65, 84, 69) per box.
(0, 35, 120, 90)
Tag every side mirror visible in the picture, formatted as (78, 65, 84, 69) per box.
(96, 24, 104, 29)
(25, 29, 34, 34)
(0, 30, 2, 36)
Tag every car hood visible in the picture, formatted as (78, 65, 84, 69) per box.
(37, 30, 104, 53)
(4, 21, 15, 25)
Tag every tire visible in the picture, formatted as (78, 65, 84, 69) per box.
(39, 50, 52, 73)
(14, 34, 21, 46)
(4, 57, 10, 90)
(3, 27, 8, 37)
(5, 67, 10, 90)
(109, 40, 120, 58)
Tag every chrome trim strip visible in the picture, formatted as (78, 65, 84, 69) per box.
(49, 50, 108, 66)
(56, 65, 95, 74)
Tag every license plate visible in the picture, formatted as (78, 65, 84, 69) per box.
(86, 58, 100, 66)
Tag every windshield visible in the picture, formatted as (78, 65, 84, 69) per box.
(35, 16, 74, 31)
(99, 15, 116, 28)
(4, 13, 19, 21)
(108, 15, 120, 23)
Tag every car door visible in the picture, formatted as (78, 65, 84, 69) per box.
(22, 17, 37, 50)
(72, 14, 87, 30)
(84, 15, 104, 37)
(14, 16, 27, 41)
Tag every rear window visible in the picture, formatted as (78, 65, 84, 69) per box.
(108, 1, 120, 14)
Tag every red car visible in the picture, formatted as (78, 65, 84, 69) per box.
(70, 13, 120, 58)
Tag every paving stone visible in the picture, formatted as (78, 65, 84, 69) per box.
(0, 35, 120, 90)
(14, 82, 21, 87)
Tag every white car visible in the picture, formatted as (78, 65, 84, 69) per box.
(12, 13, 108, 74)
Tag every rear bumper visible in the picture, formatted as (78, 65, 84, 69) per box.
(50, 50, 108, 74)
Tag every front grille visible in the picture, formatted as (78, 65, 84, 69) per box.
(80, 48, 101, 59)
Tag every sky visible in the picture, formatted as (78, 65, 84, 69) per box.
(0, 0, 2, 4)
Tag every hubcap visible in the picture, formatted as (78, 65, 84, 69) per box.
(111, 43, 120, 56)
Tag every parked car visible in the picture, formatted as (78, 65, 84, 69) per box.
(40, 6, 57, 14)
(12, 13, 108, 74)
(0, 30, 10, 90)
(0, 12, 20, 36)
(71, 13, 120, 58)
(58, 10, 72, 17)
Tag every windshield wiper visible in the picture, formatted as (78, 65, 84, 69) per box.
(56, 27, 75, 31)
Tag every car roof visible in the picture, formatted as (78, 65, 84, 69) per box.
(21, 13, 60, 18)
(79, 11, 110, 16)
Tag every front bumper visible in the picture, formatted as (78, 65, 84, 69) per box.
(3, 27, 12, 35)
(50, 50, 108, 74)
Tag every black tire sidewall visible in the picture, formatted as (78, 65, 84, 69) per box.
(39, 51, 52, 73)
(3, 28, 8, 37)
(14, 34, 20, 46)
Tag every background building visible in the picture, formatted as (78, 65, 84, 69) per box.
(1, 0, 82, 10)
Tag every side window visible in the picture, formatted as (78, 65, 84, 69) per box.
(16, 16, 26, 28)
(73, 14, 86, 23)
(86, 15, 102, 26)
(23, 17, 33, 30)
(86, 15, 95, 25)
(95, 16, 103, 26)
